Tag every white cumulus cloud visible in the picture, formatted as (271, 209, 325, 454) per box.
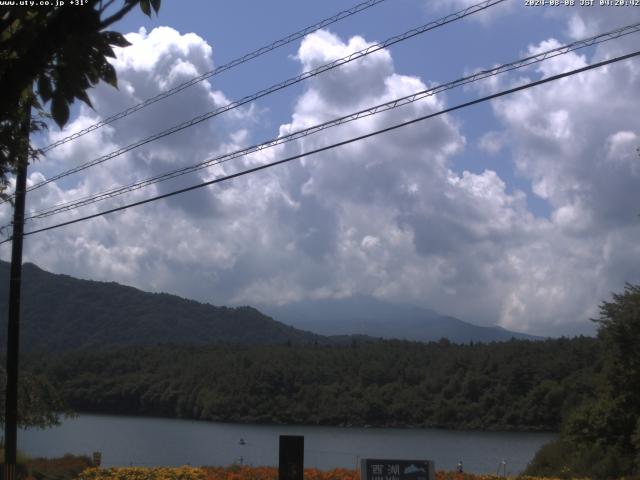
(3, 19, 639, 338)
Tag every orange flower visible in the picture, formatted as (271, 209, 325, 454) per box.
(80, 465, 578, 480)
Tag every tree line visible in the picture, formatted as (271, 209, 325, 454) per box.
(23, 336, 600, 432)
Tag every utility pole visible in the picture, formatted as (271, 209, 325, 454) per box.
(3, 99, 30, 480)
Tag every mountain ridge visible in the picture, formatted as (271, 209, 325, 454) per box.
(259, 295, 543, 343)
(0, 261, 541, 351)
(0, 261, 323, 351)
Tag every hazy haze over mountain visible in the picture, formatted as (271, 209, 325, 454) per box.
(260, 296, 544, 343)
(0, 261, 543, 350)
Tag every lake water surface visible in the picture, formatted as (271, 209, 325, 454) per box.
(20, 414, 555, 474)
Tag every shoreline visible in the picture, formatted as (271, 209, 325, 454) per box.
(62, 410, 559, 434)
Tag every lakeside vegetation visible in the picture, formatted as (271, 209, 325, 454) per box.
(24, 336, 599, 432)
(79, 466, 586, 480)
(0, 368, 67, 428)
(524, 284, 640, 478)
(0, 450, 94, 480)
(0, 451, 588, 480)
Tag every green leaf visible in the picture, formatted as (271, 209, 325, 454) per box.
(139, 0, 151, 16)
(150, 0, 161, 13)
(101, 48, 116, 59)
(85, 62, 100, 84)
(102, 31, 131, 48)
(76, 89, 93, 109)
(100, 62, 118, 88)
(37, 75, 53, 102)
(51, 96, 69, 128)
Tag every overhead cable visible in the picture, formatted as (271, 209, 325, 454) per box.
(2, 48, 637, 244)
(40, 0, 391, 153)
(20, 21, 640, 222)
(13, 0, 507, 201)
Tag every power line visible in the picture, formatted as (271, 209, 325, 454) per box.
(20, 21, 640, 223)
(11, 0, 507, 201)
(39, 0, 391, 153)
(2, 48, 637, 245)
(26, 0, 507, 193)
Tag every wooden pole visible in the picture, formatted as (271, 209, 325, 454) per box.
(3, 100, 30, 480)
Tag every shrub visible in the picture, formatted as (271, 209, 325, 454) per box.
(29, 453, 94, 480)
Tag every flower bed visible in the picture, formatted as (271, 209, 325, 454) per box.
(78, 466, 576, 480)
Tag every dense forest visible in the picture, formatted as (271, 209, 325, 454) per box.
(24, 337, 600, 432)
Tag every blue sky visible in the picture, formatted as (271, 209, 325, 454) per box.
(2, 0, 640, 336)
(112, 0, 569, 217)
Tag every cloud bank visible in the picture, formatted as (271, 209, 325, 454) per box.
(2, 15, 639, 337)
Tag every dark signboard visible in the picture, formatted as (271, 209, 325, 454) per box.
(360, 459, 435, 480)
(278, 435, 304, 480)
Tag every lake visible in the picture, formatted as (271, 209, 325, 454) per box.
(19, 414, 555, 474)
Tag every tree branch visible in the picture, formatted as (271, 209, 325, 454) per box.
(100, 1, 138, 29)
(99, 0, 118, 15)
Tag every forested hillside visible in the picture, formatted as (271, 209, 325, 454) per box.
(0, 262, 544, 350)
(25, 336, 600, 431)
(0, 262, 322, 351)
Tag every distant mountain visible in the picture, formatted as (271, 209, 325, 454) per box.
(260, 296, 543, 343)
(0, 261, 323, 352)
(0, 261, 540, 352)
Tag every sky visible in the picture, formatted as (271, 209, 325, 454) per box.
(1, 0, 640, 337)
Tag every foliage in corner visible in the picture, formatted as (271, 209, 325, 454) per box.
(0, 0, 160, 426)
(526, 283, 640, 479)
(0, 0, 160, 200)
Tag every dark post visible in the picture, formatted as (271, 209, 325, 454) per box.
(3, 101, 30, 480)
(278, 435, 304, 480)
